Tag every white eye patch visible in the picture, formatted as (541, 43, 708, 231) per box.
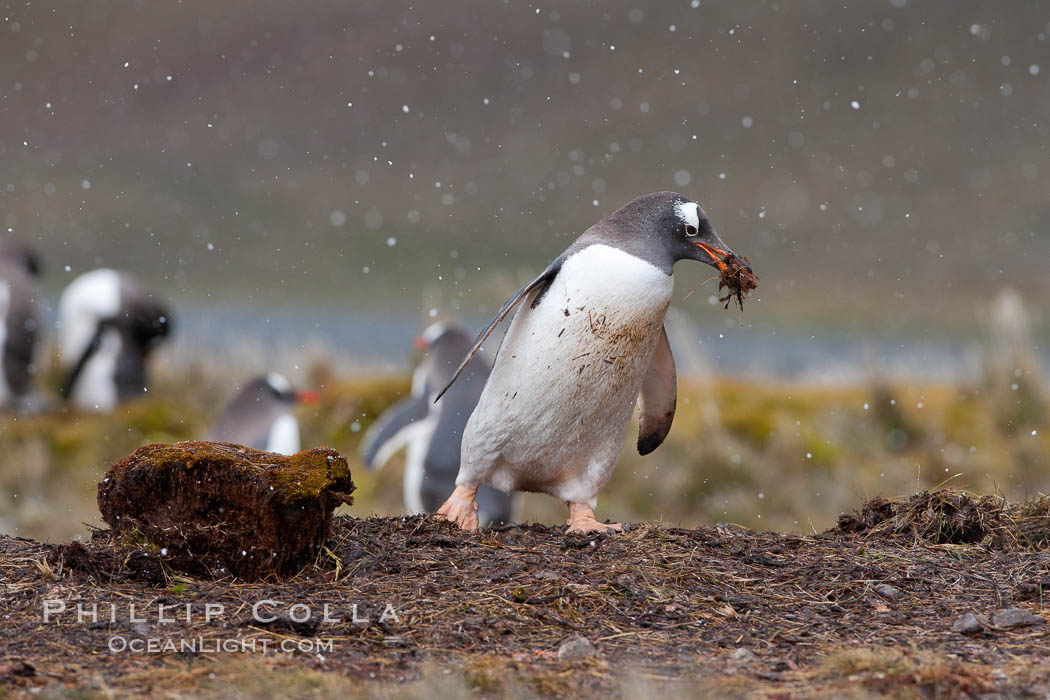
(421, 322, 448, 345)
(266, 372, 292, 394)
(675, 201, 700, 231)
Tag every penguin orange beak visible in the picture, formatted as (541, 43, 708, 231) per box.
(695, 242, 730, 271)
(695, 241, 753, 274)
(297, 390, 320, 404)
(413, 335, 427, 350)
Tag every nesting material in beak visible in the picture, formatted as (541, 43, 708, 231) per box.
(717, 254, 758, 311)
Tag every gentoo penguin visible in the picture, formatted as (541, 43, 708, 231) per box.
(0, 241, 42, 409)
(57, 269, 171, 411)
(207, 373, 316, 455)
(359, 323, 514, 525)
(435, 192, 752, 534)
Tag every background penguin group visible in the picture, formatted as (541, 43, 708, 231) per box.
(0, 237, 498, 524)
(0, 249, 175, 414)
(0, 240, 322, 464)
(0, 244, 314, 453)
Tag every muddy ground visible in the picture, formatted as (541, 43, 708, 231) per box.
(2, 493, 1050, 698)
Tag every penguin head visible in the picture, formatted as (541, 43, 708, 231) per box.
(414, 323, 477, 389)
(261, 372, 318, 405)
(264, 372, 297, 403)
(0, 241, 42, 277)
(124, 300, 172, 351)
(416, 322, 473, 357)
(597, 192, 748, 274)
(415, 322, 448, 349)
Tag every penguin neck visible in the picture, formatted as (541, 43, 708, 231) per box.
(569, 228, 675, 276)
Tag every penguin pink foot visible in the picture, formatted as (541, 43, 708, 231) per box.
(566, 502, 622, 535)
(435, 484, 480, 531)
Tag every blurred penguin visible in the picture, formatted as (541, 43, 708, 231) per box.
(207, 372, 317, 455)
(57, 269, 171, 411)
(360, 322, 513, 525)
(0, 241, 42, 410)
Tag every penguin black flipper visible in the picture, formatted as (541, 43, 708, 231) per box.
(360, 395, 430, 470)
(637, 325, 677, 455)
(434, 255, 565, 402)
(59, 323, 107, 399)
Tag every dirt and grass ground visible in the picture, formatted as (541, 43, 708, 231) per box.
(2, 491, 1049, 698)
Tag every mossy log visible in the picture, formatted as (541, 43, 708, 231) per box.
(97, 441, 355, 580)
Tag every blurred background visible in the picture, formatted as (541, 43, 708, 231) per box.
(1, 0, 1048, 541)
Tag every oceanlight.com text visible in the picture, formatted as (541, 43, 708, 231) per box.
(107, 636, 335, 654)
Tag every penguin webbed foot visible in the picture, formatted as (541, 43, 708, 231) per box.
(565, 502, 622, 535)
(434, 484, 480, 532)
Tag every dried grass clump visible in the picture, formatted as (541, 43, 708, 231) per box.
(999, 498, 1050, 550)
(810, 647, 995, 698)
(837, 489, 1050, 549)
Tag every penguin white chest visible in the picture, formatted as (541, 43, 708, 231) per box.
(526, 246, 674, 382)
(70, 329, 122, 412)
(463, 244, 674, 503)
(57, 269, 122, 364)
(548, 244, 674, 347)
(265, 413, 301, 455)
